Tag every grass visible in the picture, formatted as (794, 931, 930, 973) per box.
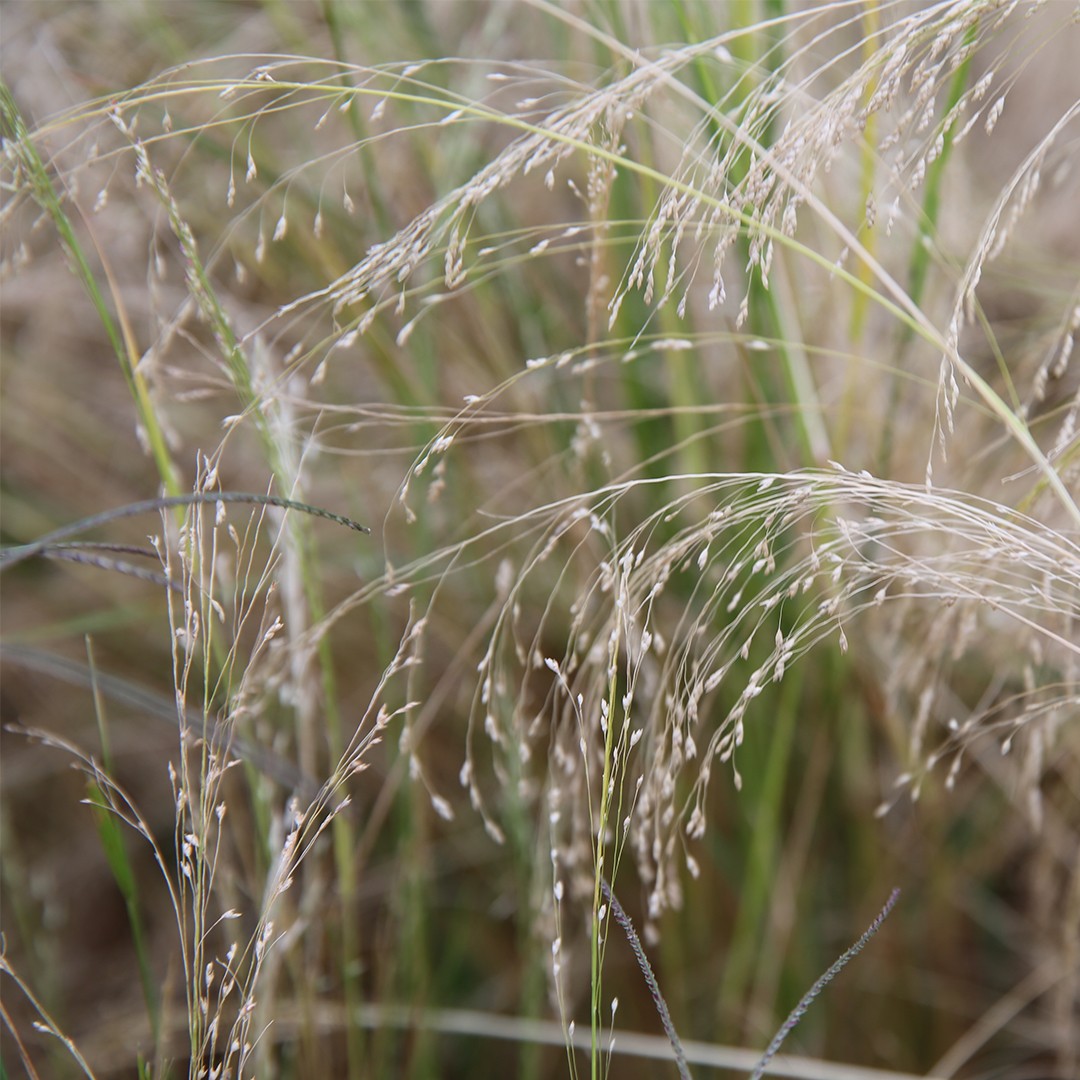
(1, 2, 1078, 1078)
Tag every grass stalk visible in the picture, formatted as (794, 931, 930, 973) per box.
(0, 83, 182, 498)
(589, 617, 621, 1080)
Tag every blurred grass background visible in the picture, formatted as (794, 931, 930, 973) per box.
(2, 3, 1078, 1079)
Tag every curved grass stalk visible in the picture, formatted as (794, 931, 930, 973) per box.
(0, 490, 369, 570)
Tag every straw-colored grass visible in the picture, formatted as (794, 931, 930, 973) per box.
(2, 3, 1077, 1078)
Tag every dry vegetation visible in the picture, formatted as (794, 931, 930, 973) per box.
(2, 3, 1078, 1079)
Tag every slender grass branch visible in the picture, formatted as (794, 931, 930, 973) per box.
(0, 491, 369, 570)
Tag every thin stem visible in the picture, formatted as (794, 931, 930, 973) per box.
(601, 877, 692, 1080)
(750, 888, 901, 1080)
(0, 491, 369, 570)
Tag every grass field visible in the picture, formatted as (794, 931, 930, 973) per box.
(2, 3, 1078, 1078)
